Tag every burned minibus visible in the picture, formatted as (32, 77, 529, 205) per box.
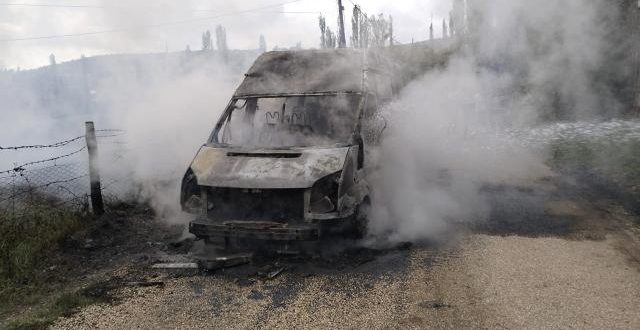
(181, 48, 396, 254)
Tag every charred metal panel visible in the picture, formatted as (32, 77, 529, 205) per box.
(235, 49, 364, 97)
(190, 146, 351, 189)
(205, 187, 305, 222)
(189, 219, 319, 241)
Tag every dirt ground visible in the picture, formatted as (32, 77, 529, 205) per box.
(48, 175, 640, 330)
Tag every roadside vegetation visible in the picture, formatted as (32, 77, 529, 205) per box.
(0, 198, 100, 329)
(0, 206, 86, 284)
(4, 289, 111, 330)
(0, 197, 168, 330)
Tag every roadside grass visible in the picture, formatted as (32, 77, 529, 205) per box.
(0, 207, 85, 282)
(0, 196, 150, 329)
(4, 290, 105, 330)
(0, 200, 97, 328)
(7, 292, 94, 330)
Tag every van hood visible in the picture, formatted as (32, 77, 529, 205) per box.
(189, 145, 351, 189)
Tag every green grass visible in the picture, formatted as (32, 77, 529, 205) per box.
(0, 200, 96, 327)
(0, 205, 87, 284)
(0, 194, 147, 328)
(5, 290, 106, 330)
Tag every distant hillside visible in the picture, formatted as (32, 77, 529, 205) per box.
(0, 49, 261, 122)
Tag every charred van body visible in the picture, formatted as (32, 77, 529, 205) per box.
(181, 48, 396, 253)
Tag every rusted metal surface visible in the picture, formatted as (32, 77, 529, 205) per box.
(197, 253, 252, 271)
(180, 47, 410, 248)
(222, 221, 288, 229)
(151, 263, 199, 269)
(190, 146, 351, 189)
(234, 49, 365, 97)
(205, 188, 305, 222)
(189, 219, 320, 241)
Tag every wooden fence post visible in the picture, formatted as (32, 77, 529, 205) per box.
(85, 121, 104, 215)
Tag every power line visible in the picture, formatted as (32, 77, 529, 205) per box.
(194, 10, 322, 14)
(1, 2, 322, 14)
(0, 0, 306, 42)
(347, 0, 365, 13)
(0, 2, 104, 8)
(347, 1, 369, 24)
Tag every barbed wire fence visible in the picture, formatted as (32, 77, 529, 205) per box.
(0, 122, 135, 220)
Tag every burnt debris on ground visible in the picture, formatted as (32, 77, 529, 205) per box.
(473, 172, 637, 240)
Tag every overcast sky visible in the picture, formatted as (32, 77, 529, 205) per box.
(0, 0, 453, 69)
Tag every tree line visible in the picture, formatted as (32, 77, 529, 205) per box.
(319, 6, 394, 49)
(319, 3, 465, 49)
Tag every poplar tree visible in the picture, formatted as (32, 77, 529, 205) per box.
(259, 35, 267, 53)
(351, 6, 361, 48)
(216, 25, 228, 61)
(319, 15, 327, 48)
(443, 19, 448, 38)
(202, 30, 212, 51)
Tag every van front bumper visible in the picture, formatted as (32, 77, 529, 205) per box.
(189, 219, 320, 241)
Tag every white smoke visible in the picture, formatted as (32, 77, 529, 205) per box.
(0, 51, 248, 224)
(105, 61, 239, 223)
(367, 0, 620, 243)
(0, 0, 631, 237)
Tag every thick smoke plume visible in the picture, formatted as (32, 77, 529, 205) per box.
(0, 53, 250, 224)
(367, 0, 624, 243)
(1, 0, 633, 240)
(108, 64, 238, 223)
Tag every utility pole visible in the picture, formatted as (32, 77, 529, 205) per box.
(634, 1, 640, 115)
(337, 0, 347, 48)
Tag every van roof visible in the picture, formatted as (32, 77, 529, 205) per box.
(234, 48, 367, 97)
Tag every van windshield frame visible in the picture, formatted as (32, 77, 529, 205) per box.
(209, 92, 364, 148)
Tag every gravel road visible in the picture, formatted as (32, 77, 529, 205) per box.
(52, 179, 640, 330)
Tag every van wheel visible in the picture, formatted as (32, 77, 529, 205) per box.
(354, 197, 371, 239)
